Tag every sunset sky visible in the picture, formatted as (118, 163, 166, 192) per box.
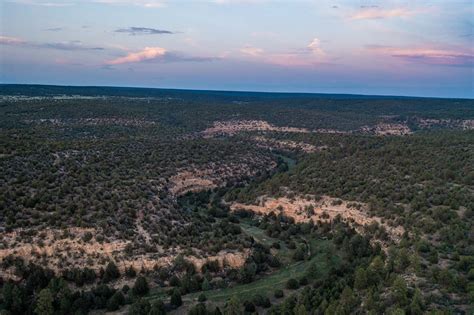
(1, 0, 473, 97)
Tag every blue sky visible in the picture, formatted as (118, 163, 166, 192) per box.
(1, 0, 473, 97)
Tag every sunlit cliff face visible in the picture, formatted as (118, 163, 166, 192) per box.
(1, 0, 473, 97)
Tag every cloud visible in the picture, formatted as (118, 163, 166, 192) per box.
(350, 7, 416, 20)
(0, 36, 26, 45)
(7, 0, 73, 6)
(105, 46, 217, 65)
(240, 46, 264, 56)
(0, 36, 104, 51)
(307, 38, 325, 56)
(239, 38, 328, 67)
(7, 0, 166, 7)
(45, 27, 63, 31)
(94, 0, 165, 7)
(42, 41, 104, 51)
(114, 27, 174, 35)
(367, 45, 474, 66)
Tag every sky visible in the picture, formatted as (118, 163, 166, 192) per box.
(0, 0, 473, 98)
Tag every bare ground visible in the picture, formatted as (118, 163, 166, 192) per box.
(230, 195, 404, 246)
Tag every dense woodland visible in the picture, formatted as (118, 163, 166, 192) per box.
(0, 85, 473, 314)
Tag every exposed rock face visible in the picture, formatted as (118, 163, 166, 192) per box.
(0, 227, 248, 279)
(360, 123, 412, 135)
(231, 195, 405, 245)
(202, 120, 311, 137)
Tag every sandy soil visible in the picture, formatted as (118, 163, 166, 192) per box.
(361, 123, 412, 136)
(169, 159, 277, 196)
(253, 136, 324, 153)
(202, 120, 311, 137)
(416, 118, 474, 130)
(0, 226, 248, 280)
(230, 195, 404, 244)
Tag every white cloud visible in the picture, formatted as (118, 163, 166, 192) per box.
(350, 7, 416, 20)
(0, 36, 26, 45)
(307, 38, 325, 56)
(240, 46, 264, 57)
(6, 0, 166, 7)
(106, 47, 167, 65)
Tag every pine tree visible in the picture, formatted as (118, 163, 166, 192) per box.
(224, 296, 242, 315)
(410, 288, 424, 315)
(132, 276, 149, 296)
(35, 288, 54, 315)
(294, 304, 308, 315)
(354, 267, 368, 290)
(170, 289, 182, 307)
(201, 278, 211, 291)
(103, 261, 120, 282)
(392, 276, 408, 307)
(149, 300, 166, 315)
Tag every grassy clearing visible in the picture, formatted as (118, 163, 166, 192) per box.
(185, 239, 334, 303)
(240, 222, 278, 247)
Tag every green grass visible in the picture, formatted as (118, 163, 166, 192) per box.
(147, 224, 337, 306)
(240, 222, 277, 247)
(185, 239, 334, 303)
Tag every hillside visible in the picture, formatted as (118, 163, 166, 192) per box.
(0, 85, 473, 315)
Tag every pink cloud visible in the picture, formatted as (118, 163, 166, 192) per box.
(351, 7, 416, 20)
(367, 46, 474, 66)
(0, 36, 25, 45)
(106, 47, 166, 65)
(263, 53, 317, 67)
(242, 38, 327, 67)
(307, 38, 325, 56)
(240, 45, 264, 57)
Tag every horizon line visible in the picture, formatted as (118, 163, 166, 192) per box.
(0, 82, 473, 100)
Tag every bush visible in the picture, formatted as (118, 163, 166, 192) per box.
(103, 262, 120, 283)
(132, 276, 149, 296)
(170, 289, 182, 307)
(189, 303, 208, 315)
(149, 300, 166, 315)
(286, 278, 299, 290)
(274, 289, 284, 298)
(198, 293, 207, 302)
(252, 294, 271, 308)
(243, 301, 255, 312)
(299, 277, 308, 286)
(128, 299, 151, 315)
(107, 291, 125, 311)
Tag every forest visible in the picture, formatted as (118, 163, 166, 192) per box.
(0, 85, 473, 314)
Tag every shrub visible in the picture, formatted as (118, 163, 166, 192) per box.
(274, 289, 284, 298)
(132, 276, 149, 296)
(286, 278, 299, 290)
(198, 293, 207, 302)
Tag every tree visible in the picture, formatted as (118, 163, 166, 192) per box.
(103, 262, 120, 282)
(128, 299, 151, 315)
(126, 265, 137, 278)
(294, 304, 308, 315)
(286, 278, 299, 290)
(198, 293, 207, 302)
(367, 256, 385, 286)
(274, 289, 284, 298)
(409, 289, 424, 315)
(107, 291, 125, 311)
(201, 278, 211, 291)
(354, 267, 368, 290)
(149, 300, 166, 315)
(224, 296, 242, 315)
(392, 276, 408, 307)
(189, 303, 208, 315)
(132, 276, 149, 296)
(35, 288, 54, 315)
(170, 289, 182, 307)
